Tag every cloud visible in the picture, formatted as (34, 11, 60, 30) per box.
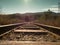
(42, 5, 58, 13)
(50, 8, 58, 12)
(51, 5, 58, 8)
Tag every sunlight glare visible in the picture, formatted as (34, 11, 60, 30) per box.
(24, 0, 28, 3)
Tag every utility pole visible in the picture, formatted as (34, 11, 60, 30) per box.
(0, 7, 2, 14)
(58, 1, 60, 13)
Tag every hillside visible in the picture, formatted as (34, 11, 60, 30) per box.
(0, 10, 60, 27)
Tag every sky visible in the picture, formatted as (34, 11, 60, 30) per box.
(0, 0, 59, 14)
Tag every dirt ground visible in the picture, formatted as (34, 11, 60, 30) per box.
(0, 41, 60, 45)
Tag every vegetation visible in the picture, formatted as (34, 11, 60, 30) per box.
(0, 10, 60, 27)
(0, 13, 23, 25)
(34, 10, 60, 27)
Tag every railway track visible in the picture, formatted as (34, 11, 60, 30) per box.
(0, 22, 60, 45)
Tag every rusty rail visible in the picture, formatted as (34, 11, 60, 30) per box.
(34, 23, 60, 36)
(0, 23, 24, 37)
